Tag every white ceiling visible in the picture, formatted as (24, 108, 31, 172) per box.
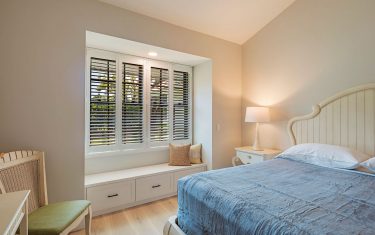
(99, 0, 296, 44)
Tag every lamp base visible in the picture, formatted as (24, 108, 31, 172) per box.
(252, 122, 263, 151)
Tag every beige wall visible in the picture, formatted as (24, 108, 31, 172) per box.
(0, 0, 242, 202)
(193, 62, 213, 170)
(242, 0, 375, 150)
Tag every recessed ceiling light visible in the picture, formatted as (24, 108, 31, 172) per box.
(148, 52, 158, 57)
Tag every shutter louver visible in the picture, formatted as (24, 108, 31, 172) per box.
(173, 71, 190, 140)
(150, 67, 169, 142)
(122, 63, 144, 144)
(89, 57, 116, 146)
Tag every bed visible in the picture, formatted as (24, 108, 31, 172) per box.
(163, 84, 375, 235)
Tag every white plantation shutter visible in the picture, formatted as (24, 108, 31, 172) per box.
(86, 49, 193, 154)
(122, 62, 144, 144)
(149, 67, 170, 142)
(173, 70, 190, 140)
(89, 57, 117, 146)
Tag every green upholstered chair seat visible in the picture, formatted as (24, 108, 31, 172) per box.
(28, 200, 91, 235)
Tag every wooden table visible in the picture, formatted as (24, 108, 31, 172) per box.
(0, 190, 30, 235)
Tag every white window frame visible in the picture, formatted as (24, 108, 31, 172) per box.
(85, 48, 193, 157)
(147, 59, 172, 148)
(118, 54, 147, 151)
(85, 49, 119, 154)
(172, 64, 193, 145)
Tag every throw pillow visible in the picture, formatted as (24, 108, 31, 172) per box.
(190, 144, 202, 164)
(169, 144, 191, 166)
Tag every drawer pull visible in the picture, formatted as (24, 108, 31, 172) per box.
(152, 184, 161, 188)
(107, 193, 119, 198)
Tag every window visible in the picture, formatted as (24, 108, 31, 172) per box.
(89, 58, 116, 146)
(122, 62, 144, 144)
(173, 70, 190, 140)
(150, 67, 170, 143)
(86, 49, 192, 154)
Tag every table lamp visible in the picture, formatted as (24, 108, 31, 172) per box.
(245, 107, 270, 151)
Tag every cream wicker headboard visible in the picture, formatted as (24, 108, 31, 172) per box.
(288, 84, 375, 156)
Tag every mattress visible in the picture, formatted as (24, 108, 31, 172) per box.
(177, 158, 375, 235)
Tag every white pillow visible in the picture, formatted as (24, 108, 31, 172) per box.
(278, 143, 370, 169)
(360, 157, 375, 173)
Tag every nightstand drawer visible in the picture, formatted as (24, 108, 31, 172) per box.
(233, 146, 281, 166)
(237, 151, 264, 164)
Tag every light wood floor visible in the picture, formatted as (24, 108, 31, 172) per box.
(71, 196, 177, 235)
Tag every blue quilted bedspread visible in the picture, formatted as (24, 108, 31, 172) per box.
(177, 158, 375, 235)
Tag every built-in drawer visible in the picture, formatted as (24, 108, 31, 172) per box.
(86, 180, 135, 213)
(173, 167, 204, 192)
(136, 173, 172, 202)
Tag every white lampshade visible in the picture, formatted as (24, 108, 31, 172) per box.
(245, 107, 270, 123)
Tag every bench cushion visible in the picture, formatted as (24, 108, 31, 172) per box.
(28, 200, 90, 235)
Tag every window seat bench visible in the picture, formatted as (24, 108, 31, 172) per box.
(85, 163, 207, 216)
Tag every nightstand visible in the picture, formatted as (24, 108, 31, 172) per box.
(233, 146, 281, 166)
